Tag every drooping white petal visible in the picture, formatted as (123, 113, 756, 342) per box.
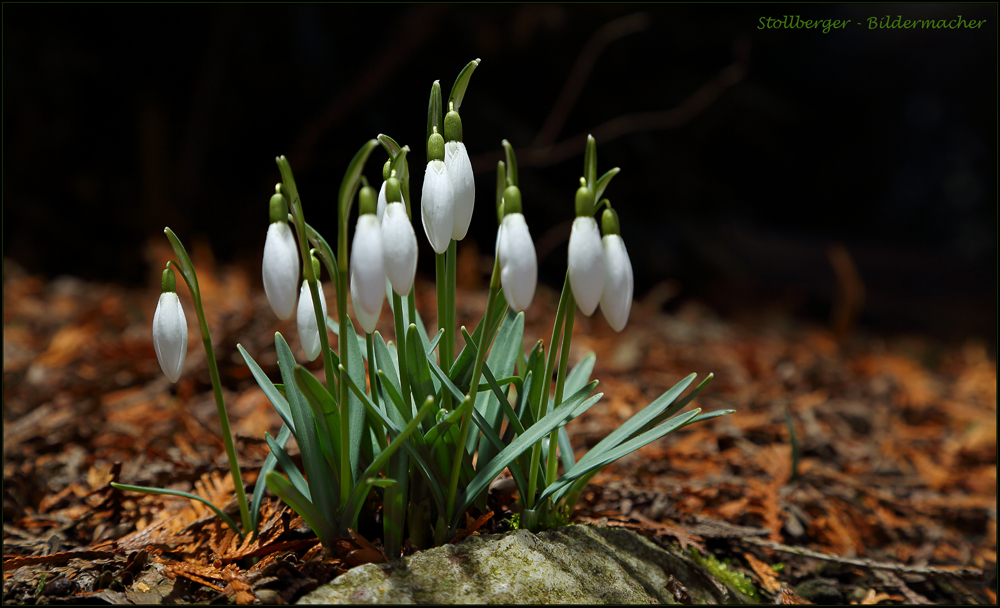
(599, 235, 633, 332)
(377, 180, 388, 224)
(445, 141, 475, 241)
(296, 279, 328, 361)
(377, 181, 407, 225)
(420, 160, 455, 254)
(350, 214, 385, 334)
(153, 292, 188, 383)
(381, 202, 418, 296)
(262, 222, 300, 320)
(568, 216, 605, 316)
(497, 213, 537, 312)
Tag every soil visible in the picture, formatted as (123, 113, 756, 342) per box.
(3, 248, 995, 604)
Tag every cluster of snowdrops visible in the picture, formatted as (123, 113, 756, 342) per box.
(117, 60, 730, 559)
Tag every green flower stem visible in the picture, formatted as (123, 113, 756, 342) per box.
(435, 251, 452, 411)
(392, 291, 412, 420)
(446, 253, 502, 525)
(446, 239, 457, 376)
(163, 229, 251, 535)
(546, 288, 576, 487)
(276, 157, 337, 392)
(366, 332, 379, 413)
(337, 266, 351, 506)
(525, 271, 572, 510)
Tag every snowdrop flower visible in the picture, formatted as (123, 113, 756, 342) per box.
(296, 261, 328, 361)
(350, 187, 385, 334)
(381, 178, 418, 296)
(421, 132, 455, 254)
(568, 215, 604, 316)
(152, 268, 188, 383)
(445, 138, 474, 240)
(599, 209, 633, 332)
(262, 188, 300, 320)
(377, 178, 406, 225)
(496, 186, 536, 312)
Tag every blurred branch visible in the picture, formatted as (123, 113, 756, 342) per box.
(533, 12, 651, 148)
(472, 37, 750, 172)
(292, 4, 446, 171)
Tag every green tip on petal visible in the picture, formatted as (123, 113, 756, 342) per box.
(161, 267, 177, 293)
(269, 185, 289, 224)
(427, 132, 445, 162)
(386, 177, 402, 204)
(575, 185, 595, 217)
(601, 206, 620, 236)
(359, 183, 378, 216)
(502, 185, 522, 215)
(444, 110, 463, 143)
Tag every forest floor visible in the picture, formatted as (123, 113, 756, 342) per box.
(3, 246, 996, 604)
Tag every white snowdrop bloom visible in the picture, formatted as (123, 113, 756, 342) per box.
(381, 202, 418, 296)
(445, 140, 475, 241)
(420, 160, 455, 254)
(153, 292, 188, 383)
(377, 181, 407, 225)
(262, 221, 300, 320)
(296, 279, 328, 361)
(599, 234, 633, 332)
(497, 213, 537, 312)
(349, 214, 385, 334)
(567, 216, 605, 316)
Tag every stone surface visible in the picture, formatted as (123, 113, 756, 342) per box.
(298, 525, 747, 604)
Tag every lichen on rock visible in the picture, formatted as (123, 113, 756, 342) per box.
(298, 525, 752, 604)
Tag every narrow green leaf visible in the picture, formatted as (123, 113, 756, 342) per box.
(237, 344, 295, 434)
(291, 365, 342, 480)
(264, 472, 336, 548)
(448, 58, 480, 112)
(639, 373, 715, 434)
(378, 133, 402, 159)
(341, 316, 368, 484)
(584, 135, 597, 190)
(250, 424, 291, 537)
(341, 397, 437, 531)
(264, 432, 310, 501)
(453, 381, 601, 527)
(275, 333, 339, 517)
(406, 324, 435, 406)
(427, 80, 442, 143)
(338, 140, 380, 227)
(111, 483, 243, 541)
(593, 167, 620, 203)
(502, 140, 518, 187)
(541, 410, 701, 503)
(573, 373, 697, 473)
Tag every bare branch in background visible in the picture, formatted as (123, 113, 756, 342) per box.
(533, 12, 651, 148)
(471, 37, 750, 173)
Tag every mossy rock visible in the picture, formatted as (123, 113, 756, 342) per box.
(298, 525, 754, 604)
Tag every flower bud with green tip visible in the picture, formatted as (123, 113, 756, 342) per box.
(262, 185, 300, 320)
(599, 206, 633, 332)
(296, 254, 328, 361)
(381, 177, 418, 296)
(444, 110, 475, 241)
(350, 184, 385, 334)
(377, 160, 407, 224)
(568, 179, 604, 316)
(496, 185, 537, 312)
(152, 267, 188, 382)
(421, 131, 455, 254)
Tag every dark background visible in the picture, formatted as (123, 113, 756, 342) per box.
(4, 4, 996, 349)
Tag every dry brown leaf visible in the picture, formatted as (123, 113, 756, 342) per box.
(744, 552, 782, 594)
